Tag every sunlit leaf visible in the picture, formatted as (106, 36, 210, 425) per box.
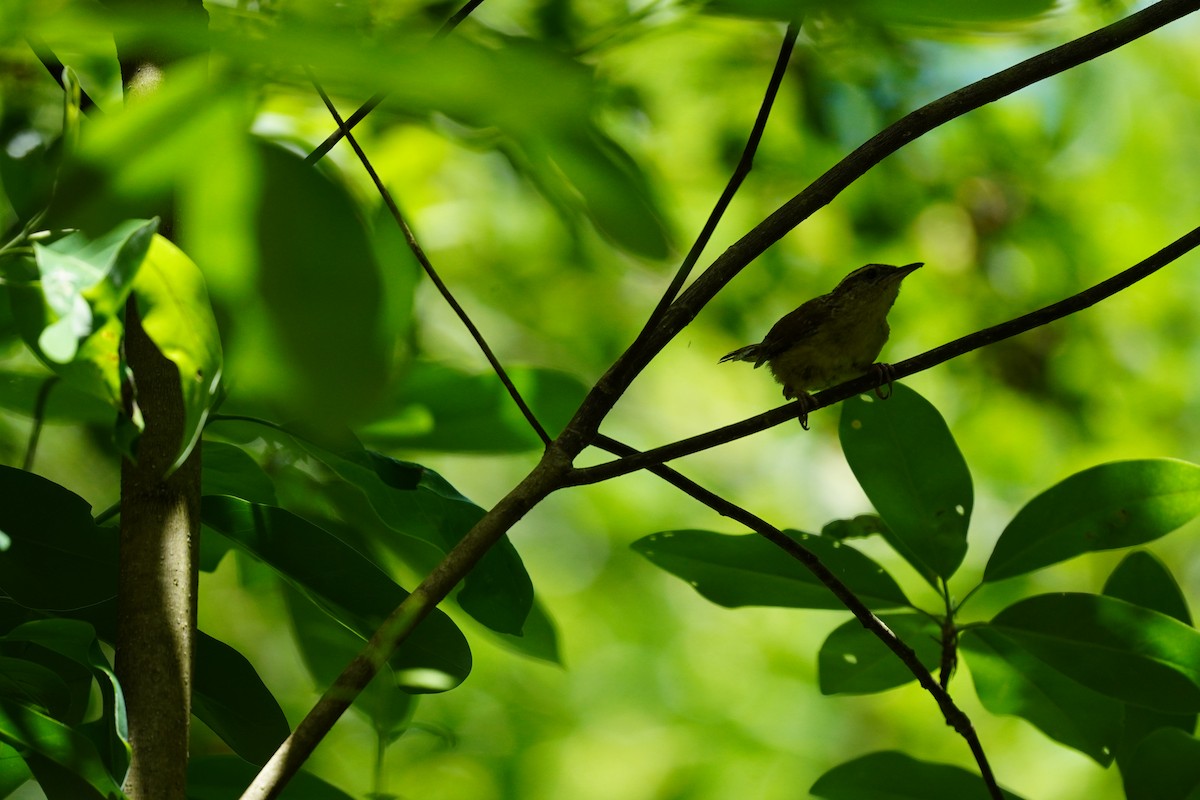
(961, 627, 1121, 765)
(839, 384, 972, 582)
(984, 459, 1200, 582)
(817, 613, 940, 694)
(131, 235, 223, 471)
(989, 593, 1200, 713)
(201, 496, 472, 693)
(631, 529, 909, 610)
(810, 750, 1025, 799)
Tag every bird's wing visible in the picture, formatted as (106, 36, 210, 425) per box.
(756, 297, 834, 364)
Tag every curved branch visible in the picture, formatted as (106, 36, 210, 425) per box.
(568, 223, 1200, 484)
(558, 0, 1200, 453)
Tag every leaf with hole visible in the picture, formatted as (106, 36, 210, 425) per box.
(818, 613, 941, 695)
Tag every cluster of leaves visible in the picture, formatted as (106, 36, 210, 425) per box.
(636, 384, 1200, 799)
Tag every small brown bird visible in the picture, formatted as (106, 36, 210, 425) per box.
(720, 262, 921, 425)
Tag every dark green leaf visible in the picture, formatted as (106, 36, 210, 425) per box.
(961, 627, 1121, 765)
(192, 633, 289, 766)
(187, 754, 354, 800)
(0, 466, 118, 612)
(201, 496, 471, 693)
(0, 700, 126, 800)
(360, 363, 589, 453)
(0, 370, 113, 425)
(810, 750, 1025, 799)
(817, 613, 940, 695)
(819, 514, 888, 541)
(296, 439, 533, 636)
(487, 596, 562, 666)
(840, 384, 972, 582)
(0, 657, 75, 720)
(283, 583, 414, 738)
(0, 122, 57, 222)
(1103, 552, 1197, 768)
(990, 593, 1200, 712)
(201, 441, 277, 506)
(984, 459, 1200, 582)
(1122, 728, 1200, 800)
(631, 529, 909, 610)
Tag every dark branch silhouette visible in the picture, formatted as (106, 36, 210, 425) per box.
(569, 222, 1200, 485)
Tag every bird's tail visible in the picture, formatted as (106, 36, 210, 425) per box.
(719, 344, 762, 365)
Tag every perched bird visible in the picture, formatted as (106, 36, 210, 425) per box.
(720, 262, 922, 426)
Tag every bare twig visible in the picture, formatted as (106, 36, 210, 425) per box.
(567, 223, 1200, 484)
(636, 23, 800, 336)
(306, 69, 552, 445)
(22, 376, 58, 472)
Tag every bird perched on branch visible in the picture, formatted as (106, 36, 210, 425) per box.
(720, 262, 922, 427)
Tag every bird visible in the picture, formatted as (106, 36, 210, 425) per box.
(719, 262, 922, 427)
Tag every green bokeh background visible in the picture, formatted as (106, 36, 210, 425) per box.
(3, 0, 1200, 797)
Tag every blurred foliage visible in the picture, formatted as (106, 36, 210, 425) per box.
(0, 0, 1199, 798)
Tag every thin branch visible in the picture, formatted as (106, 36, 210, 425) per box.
(305, 0, 488, 164)
(636, 22, 799, 337)
(568, 223, 1200, 484)
(593, 432, 1001, 798)
(305, 69, 552, 446)
(557, 0, 1200, 453)
(22, 376, 58, 472)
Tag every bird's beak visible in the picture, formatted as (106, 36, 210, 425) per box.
(898, 262, 923, 276)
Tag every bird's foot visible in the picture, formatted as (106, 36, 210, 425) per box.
(784, 389, 816, 430)
(870, 363, 897, 399)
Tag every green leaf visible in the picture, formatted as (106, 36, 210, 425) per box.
(1122, 728, 1200, 800)
(360, 363, 589, 453)
(0, 121, 57, 222)
(984, 459, 1200, 582)
(283, 582, 415, 739)
(840, 384, 972, 582)
(530, 127, 671, 260)
(200, 496, 471, 693)
(990, 593, 1200, 712)
(487, 596, 562, 666)
(192, 633, 289, 766)
(294, 437, 533, 636)
(0, 466, 118, 613)
(187, 755, 354, 800)
(817, 613, 941, 695)
(0, 620, 129, 782)
(631, 529, 909, 610)
(0, 700, 126, 800)
(232, 141, 388, 426)
(0, 742, 32, 796)
(960, 627, 1121, 765)
(0, 370, 113, 425)
(130, 235, 223, 472)
(810, 750, 1025, 799)
(201, 441, 277, 506)
(1103, 552, 1197, 769)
